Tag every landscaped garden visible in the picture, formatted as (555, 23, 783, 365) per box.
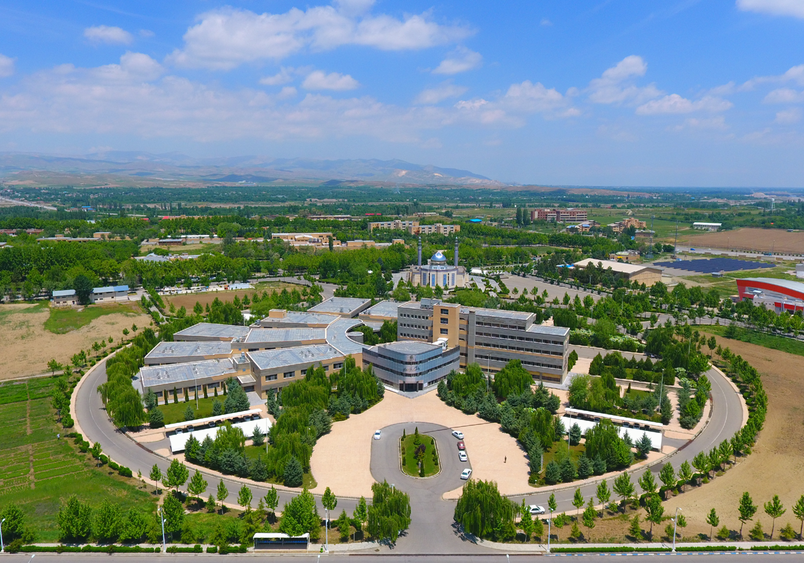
(400, 428, 439, 478)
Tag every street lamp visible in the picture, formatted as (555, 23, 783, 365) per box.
(547, 508, 552, 553)
(325, 507, 329, 553)
(672, 507, 681, 552)
(1, 517, 5, 553)
(158, 506, 167, 552)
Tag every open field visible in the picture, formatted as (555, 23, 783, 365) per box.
(44, 302, 142, 334)
(0, 303, 151, 381)
(700, 325, 804, 358)
(661, 336, 804, 540)
(0, 377, 156, 542)
(165, 281, 301, 311)
(683, 227, 804, 254)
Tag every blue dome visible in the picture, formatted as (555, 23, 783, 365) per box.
(431, 251, 446, 262)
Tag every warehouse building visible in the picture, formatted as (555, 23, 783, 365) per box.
(573, 258, 663, 287)
(52, 289, 77, 307)
(90, 285, 130, 303)
(397, 298, 570, 383)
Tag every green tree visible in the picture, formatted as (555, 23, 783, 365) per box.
(639, 469, 657, 496)
(678, 461, 693, 488)
(279, 489, 320, 540)
(738, 492, 758, 538)
(264, 486, 279, 520)
(238, 484, 253, 512)
(92, 500, 121, 543)
(706, 508, 720, 541)
(764, 495, 786, 539)
(520, 500, 535, 541)
(354, 496, 368, 530)
(572, 488, 585, 516)
(322, 486, 338, 515)
(47, 359, 61, 375)
(74, 274, 93, 305)
(184, 405, 195, 422)
(252, 425, 265, 446)
(0, 504, 30, 543)
(659, 463, 676, 489)
(166, 459, 189, 492)
(614, 472, 635, 508)
(187, 470, 208, 501)
(582, 498, 597, 537)
(548, 493, 557, 514)
(162, 494, 185, 539)
(284, 456, 304, 488)
(644, 494, 664, 538)
(596, 479, 611, 512)
(212, 400, 223, 416)
(216, 481, 229, 513)
(149, 464, 162, 492)
(149, 408, 164, 428)
(793, 495, 804, 540)
(57, 495, 92, 542)
(454, 479, 515, 542)
(629, 513, 642, 540)
(544, 461, 561, 485)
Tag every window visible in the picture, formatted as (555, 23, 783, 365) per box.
(441, 308, 449, 315)
(283, 371, 295, 379)
(440, 328, 449, 335)
(333, 362, 343, 370)
(266, 374, 277, 381)
(440, 318, 449, 324)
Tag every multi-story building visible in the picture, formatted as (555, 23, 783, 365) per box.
(363, 341, 460, 392)
(397, 299, 570, 383)
(369, 220, 460, 236)
(531, 208, 588, 223)
(369, 220, 419, 232)
(608, 217, 647, 233)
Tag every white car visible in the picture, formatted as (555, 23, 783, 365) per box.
(373, 430, 382, 440)
(460, 468, 473, 480)
(452, 430, 464, 440)
(529, 505, 546, 516)
(458, 451, 468, 462)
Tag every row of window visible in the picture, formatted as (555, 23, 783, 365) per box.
(475, 331, 562, 345)
(476, 341, 563, 356)
(399, 333, 429, 339)
(474, 353, 560, 371)
(263, 362, 344, 383)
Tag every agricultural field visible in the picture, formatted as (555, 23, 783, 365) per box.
(0, 377, 156, 542)
(0, 303, 151, 381)
(165, 281, 301, 311)
(672, 264, 798, 294)
(682, 227, 804, 254)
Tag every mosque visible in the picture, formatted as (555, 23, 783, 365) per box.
(408, 237, 468, 289)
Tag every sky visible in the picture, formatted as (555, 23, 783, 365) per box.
(1, 0, 804, 187)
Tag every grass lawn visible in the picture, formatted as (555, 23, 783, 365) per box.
(700, 325, 804, 358)
(157, 395, 228, 425)
(539, 442, 585, 474)
(243, 445, 318, 489)
(0, 378, 157, 542)
(44, 302, 140, 334)
(400, 433, 440, 477)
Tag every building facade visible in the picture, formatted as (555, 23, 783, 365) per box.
(736, 278, 804, 314)
(363, 341, 460, 392)
(397, 299, 570, 383)
(90, 285, 129, 303)
(52, 289, 77, 307)
(407, 238, 468, 289)
(531, 208, 588, 223)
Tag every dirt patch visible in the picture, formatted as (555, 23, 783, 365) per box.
(165, 282, 300, 311)
(0, 304, 151, 381)
(663, 335, 804, 540)
(685, 227, 804, 254)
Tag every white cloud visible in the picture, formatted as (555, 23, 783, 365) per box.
(636, 94, 733, 115)
(302, 70, 359, 90)
(455, 99, 488, 111)
(84, 25, 134, 46)
(670, 116, 729, 131)
(168, 6, 472, 70)
(278, 86, 298, 99)
(540, 18, 553, 26)
(503, 80, 568, 113)
(737, 0, 804, 19)
(588, 55, 662, 105)
(139, 29, 155, 38)
(260, 67, 296, 86)
(741, 64, 804, 91)
(415, 83, 467, 104)
(433, 46, 482, 75)
(775, 108, 802, 123)
(763, 88, 804, 104)
(0, 54, 15, 78)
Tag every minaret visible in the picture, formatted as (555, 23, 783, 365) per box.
(454, 237, 459, 267)
(418, 237, 422, 268)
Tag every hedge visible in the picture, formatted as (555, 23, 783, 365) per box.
(20, 545, 160, 553)
(551, 546, 670, 553)
(166, 545, 203, 553)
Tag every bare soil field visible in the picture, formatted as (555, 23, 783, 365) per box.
(165, 281, 300, 310)
(662, 335, 804, 540)
(0, 303, 151, 381)
(685, 227, 804, 254)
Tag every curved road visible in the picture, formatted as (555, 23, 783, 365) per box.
(75, 357, 743, 553)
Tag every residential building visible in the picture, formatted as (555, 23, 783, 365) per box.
(369, 220, 460, 235)
(397, 298, 570, 383)
(608, 217, 647, 233)
(363, 341, 460, 392)
(369, 220, 419, 232)
(573, 259, 663, 286)
(531, 208, 588, 223)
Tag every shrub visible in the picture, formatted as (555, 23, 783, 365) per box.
(716, 525, 730, 540)
(118, 466, 133, 478)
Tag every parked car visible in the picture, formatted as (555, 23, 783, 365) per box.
(452, 430, 464, 440)
(373, 430, 382, 440)
(457, 440, 465, 450)
(529, 505, 546, 516)
(460, 468, 473, 480)
(458, 451, 468, 462)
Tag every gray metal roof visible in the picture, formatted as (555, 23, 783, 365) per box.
(361, 300, 400, 319)
(471, 307, 535, 321)
(53, 289, 76, 297)
(145, 341, 232, 361)
(308, 297, 372, 316)
(174, 322, 250, 340)
(247, 344, 344, 371)
(258, 311, 338, 327)
(244, 327, 326, 343)
(378, 340, 440, 354)
(325, 317, 366, 356)
(138, 358, 237, 388)
(526, 324, 571, 337)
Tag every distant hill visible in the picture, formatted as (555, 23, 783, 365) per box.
(0, 152, 501, 187)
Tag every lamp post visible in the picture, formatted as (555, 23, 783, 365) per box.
(325, 507, 329, 553)
(1, 517, 5, 553)
(547, 509, 552, 553)
(672, 507, 681, 552)
(158, 506, 167, 553)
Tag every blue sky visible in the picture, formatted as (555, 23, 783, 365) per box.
(1, 0, 803, 187)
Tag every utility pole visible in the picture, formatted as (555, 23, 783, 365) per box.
(547, 509, 552, 553)
(674, 221, 679, 257)
(672, 507, 682, 552)
(159, 506, 167, 553)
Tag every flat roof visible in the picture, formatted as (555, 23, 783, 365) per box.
(325, 317, 366, 355)
(169, 417, 271, 453)
(93, 284, 129, 293)
(360, 300, 400, 319)
(377, 340, 441, 354)
(574, 258, 660, 275)
(145, 341, 232, 362)
(258, 311, 340, 327)
(527, 324, 571, 337)
(244, 327, 326, 344)
(308, 297, 372, 316)
(738, 277, 804, 295)
(165, 409, 262, 430)
(470, 307, 535, 321)
(138, 358, 236, 388)
(247, 344, 344, 371)
(53, 289, 76, 297)
(174, 322, 251, 340)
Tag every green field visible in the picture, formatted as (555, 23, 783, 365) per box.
(44, 303, 140, 334)
(700, 325, 804, 358)
(0, 377, 156, 542)
(400, 432, 440, 477)
(157, 394, 225, 425)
